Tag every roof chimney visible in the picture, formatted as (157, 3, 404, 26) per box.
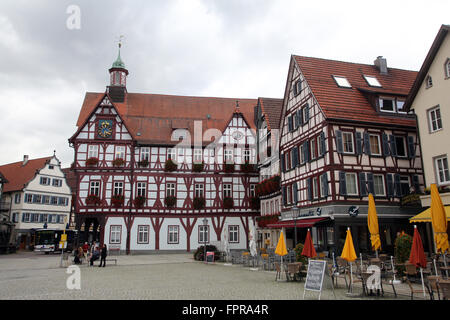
(23, 155, 29, 166)
(374, 56, 388, 74)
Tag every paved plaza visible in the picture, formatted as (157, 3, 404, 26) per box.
(0, 252, 427, 300)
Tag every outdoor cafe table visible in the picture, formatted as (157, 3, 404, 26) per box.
(439, 266, 450, 279)
(286, 262, 303, 282)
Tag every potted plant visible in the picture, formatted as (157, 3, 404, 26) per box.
(241, 161, 256, 173)
(112, 158, 125, 167)
(134, 196, 146, 208)
(165, 159, 177, 172)
(223, 197, 234, 209)
(86, 194, 101, 206)
(111, 194, 124, 208)
(224, 163, 235, 173)
(294, 243, 308, 269)
(192, 162, 204, 173)
(193, 196, 206, 210)
(86, 157, 99, 167)
(164, 195, 177, 208)
(138, 159, 149, 167)
(394, 232, 413, 277)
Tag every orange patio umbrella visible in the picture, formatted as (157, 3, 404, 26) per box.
(341, 227, 357, 293)
(301, 228, 317, 258)
(275, 231, 288, 280)
(367, 193, 381, 255)
(430, 184, 449, 254)
(409, 225, 427, 297)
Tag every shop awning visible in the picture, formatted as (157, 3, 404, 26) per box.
(409, 206, 450, 223)
(266, 217, 327, 229)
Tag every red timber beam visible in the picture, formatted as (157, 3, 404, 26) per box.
(211, 216, 226, 241)
(150, 217, 165, 250)
(240, 216, 250, 250)
(180, 217, 198, 252)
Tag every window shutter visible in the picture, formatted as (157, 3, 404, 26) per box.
(304, 104, 310, 123)
(281, 153, 285, 173)
(293, 82, 298, 96)
(407, 136, 415, 158)
(282, 186, 287, 206)
(288, 116, 294, 132)
(382, 133, 390, 156)
(336, 130, 343, 154)
(394, 174, 401, 197)
(307, 178, 312, 201)
(359, 172, 367, 196)
(305, 140, 310, 162)
(412, 175, 420, 193)
(293, 146, 299, 167)
(367, 173, 375, 195)
(22, 214, 25, 222)
(364, 132, 371, 155)
(320, 132, 326, 156)
(356, 132, 363, 155)
(387, 174, 394, 198)
(297, 109, 303, 127)
(339, 171, 347, 196)
(293, 182, 298, 204)
(321, 173, 329, 197)
(390, 135, 397, 157)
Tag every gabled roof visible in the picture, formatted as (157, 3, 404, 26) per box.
(404, 25, 450, 112)
(75, 92, 258, 145)
(293, 55, 418, 127)
(258, 97, 283, 131)
(0, 157, 52, 192)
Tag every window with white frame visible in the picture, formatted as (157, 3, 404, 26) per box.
(250, 184, 256, 197)
(168, 225, 179, 244)
(395, 136, 407, 157)
(193, 149, 203, 163)
(22, 213, 30, 222)
(345, 173, 358, 195)
(223, 184, 232, 198)
(136, 182, 146, 197)
(229, 225, 239, 243)
(14, 194, 21, 204)
(115, 146, 125, 159)
(426, 75, 433, 88)
(379, 98, 395, 112)
(52, 179, 62, 187)
(43, 195, 50, 204)
(428, 106, 443, 132)
(333, 76, 352, 88)
(177, 148, 186, 163)
(137, 225, 149, 244)
(373, 174, 385, 196)
(12, 213, 19, 223)
(141, 147, 150, 161)
(167, 148, 176, 161)
(113, 182, 123, 196)
(243, 149, 251, 163)
(364, 75, 382, 87)
(110, 225, 122, 244)
(342, 132, 354, 153)
(195, 184, 204, 198)
(310, 139, 317, 160)
(199, 225, 209, 244)
(88, 145, 99, 158)
(40, 177, 51, 185)
(299, 144, 305, 164)
(312, 177, 319, 199)
(25, 194, 32, 203)
(397, 100, 406, 113)
(436, 156, 450, 184)
(90, 181, 100, 196)
(224, 149, 233, 163)
(166, 183, 176, 197)
(369, 134, 381, 155)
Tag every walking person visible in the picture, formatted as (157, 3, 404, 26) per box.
(90, 246, 100, 266)
(99, 244, 107, 267)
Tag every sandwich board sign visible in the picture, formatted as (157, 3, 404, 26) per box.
(303, 259, 327, 300)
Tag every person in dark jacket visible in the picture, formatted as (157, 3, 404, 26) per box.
(99, 244, 107, 267)
(90, 246, 100, 266)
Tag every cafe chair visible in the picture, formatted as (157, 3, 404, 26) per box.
(403, 276, 427, 300)
(439, 280, 450, 300)
(427, 276, 442, 300)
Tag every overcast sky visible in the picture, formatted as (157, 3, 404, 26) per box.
(0, 0, 448, 168)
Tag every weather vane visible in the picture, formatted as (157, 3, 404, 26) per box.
(116, 35, 125, 49)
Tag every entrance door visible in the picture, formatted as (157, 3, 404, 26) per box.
(19, 234, 27, 250)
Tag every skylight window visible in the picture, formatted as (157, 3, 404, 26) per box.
(333, 76, 351, 88)
(364, 75, 382, 87)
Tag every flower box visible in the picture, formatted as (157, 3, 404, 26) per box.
(134, 196, 146, 208)
(256, 175, 281, 197)
(112, 158, 125, 167)
(165, 159, 177, 172)
(138, 159, 149, 167)
(86, 157, 99, 167)
(192, 162, 204, 173)
(240, 161, 257, 173)
(193, 197, 206, 210)
(164, 196, 177, 208)
(111, 195, 124, 208)
(224, 163, 235, 173)
(223, 197, 234, 209)
(86, 194, 101, 206)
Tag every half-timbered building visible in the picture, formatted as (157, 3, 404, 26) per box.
(69, 49, 259, 253)
(277, 55, 425, 254)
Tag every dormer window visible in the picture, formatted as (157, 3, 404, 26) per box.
(364, 75, 382, 87)
(426, 75, 433, 88)
(332, 76, 351, 88)
(379, 97, 406, 113)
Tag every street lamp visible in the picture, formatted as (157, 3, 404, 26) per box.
(202, 218, 208, 263)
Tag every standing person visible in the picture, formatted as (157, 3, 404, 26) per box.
(99, 244, 107, 268)
(90, 246, 100, 266)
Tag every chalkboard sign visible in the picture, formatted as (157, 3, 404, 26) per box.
(304, 260, 326, 292)
(206, 251, 214, 263)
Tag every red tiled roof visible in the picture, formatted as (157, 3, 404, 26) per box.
(259, 97, 283, 131)
(293, 56, 418, 127)
(75, 93, 258, 145)
(0, 157, 52, 192)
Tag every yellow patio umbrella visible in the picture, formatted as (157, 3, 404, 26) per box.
(430, 184, 449, 253)
(341, 227, 357, 292)
(367, 193, 381, 255)
(275, 231, 288, 280)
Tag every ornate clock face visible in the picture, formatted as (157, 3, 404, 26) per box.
(232, 130, 243, 141)
(98, 120, 113, 138)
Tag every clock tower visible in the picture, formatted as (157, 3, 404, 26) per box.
(107, 42, 129, 103)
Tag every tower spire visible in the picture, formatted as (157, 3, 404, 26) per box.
(108, 36, 129, 102)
